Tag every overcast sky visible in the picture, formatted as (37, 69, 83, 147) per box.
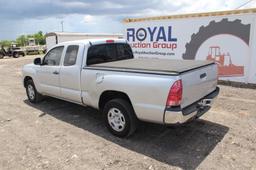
(0, 0, 256, 40)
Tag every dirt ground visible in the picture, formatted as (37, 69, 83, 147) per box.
(0, 55, 255, 170)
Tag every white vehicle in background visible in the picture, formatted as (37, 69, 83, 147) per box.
(45, 32, 123, 51)
(22, 39, 219, 137)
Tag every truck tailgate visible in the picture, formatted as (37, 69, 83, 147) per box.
(180, 63, 218, 108)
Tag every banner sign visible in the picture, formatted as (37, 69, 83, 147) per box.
(124, 14, 256, 84)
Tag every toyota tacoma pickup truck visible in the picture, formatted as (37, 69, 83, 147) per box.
(22, 39, 219, 137)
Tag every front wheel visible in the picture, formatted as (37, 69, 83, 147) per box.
(103, 99, 138, 137)
(25, 79, 43, 103)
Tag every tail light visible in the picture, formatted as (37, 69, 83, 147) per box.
(166, 79, 183, 107)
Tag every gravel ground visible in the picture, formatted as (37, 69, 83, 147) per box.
(0, 55, 255, 170)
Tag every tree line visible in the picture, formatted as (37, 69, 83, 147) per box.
(0, 31, 46, 47)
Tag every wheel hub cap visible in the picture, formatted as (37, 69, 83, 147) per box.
(27, 85, 35, 100)
(107, 108, 126, 132)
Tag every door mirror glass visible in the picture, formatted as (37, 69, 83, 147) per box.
(34, 58, 41, 65)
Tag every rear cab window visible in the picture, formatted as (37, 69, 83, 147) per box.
(86, 43, 133, 65)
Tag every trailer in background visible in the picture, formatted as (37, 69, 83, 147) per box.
(123, 8, 256, 84)
(45, 32, 123, 51)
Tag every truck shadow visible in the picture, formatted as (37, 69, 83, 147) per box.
(24, 98, 229, 170)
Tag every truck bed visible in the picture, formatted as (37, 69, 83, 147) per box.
(89, 58, 214, 75)
(88, 58, 217, 109)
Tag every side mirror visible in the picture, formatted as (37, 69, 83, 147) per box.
(34, 58, 41, 65)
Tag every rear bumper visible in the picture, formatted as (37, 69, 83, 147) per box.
(164, 87, 220, 124)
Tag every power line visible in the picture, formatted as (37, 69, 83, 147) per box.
(235, 0, 255, 9)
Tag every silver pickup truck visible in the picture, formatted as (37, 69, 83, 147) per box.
(22, 39, 219, 137)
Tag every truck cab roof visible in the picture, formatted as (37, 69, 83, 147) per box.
(56, 39, 128, 46)
(45, 32, 123, 37)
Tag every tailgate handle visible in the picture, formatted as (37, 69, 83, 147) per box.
(200, 73, 207, 79)
(53, 71, 59, 75)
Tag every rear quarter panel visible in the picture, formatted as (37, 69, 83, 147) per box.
(81, 69, 177, 123)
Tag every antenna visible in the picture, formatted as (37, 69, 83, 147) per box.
(235, 0, 255, 9)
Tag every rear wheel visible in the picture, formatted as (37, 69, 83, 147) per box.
(103, 99, 138, 137)
(25, 79, 43, 103)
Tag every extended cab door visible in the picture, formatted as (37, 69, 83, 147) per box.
(59, 44, 83, 103)
(37, 46, 64, 97)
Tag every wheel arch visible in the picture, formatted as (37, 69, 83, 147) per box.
(98, 90, 134, 112)
(23, 76, 33, 87)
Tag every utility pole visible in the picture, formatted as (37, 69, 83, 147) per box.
(61, 20, 64, 32)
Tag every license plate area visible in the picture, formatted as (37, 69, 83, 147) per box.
(198, 98, 213, 107)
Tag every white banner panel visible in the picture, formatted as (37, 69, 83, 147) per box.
(124, 14, 255, 84)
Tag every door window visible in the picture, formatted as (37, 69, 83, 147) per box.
(43, 46, 64, 66)
(64, 45, 79, 66)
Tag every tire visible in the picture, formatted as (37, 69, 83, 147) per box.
(13, 52, 19, 58)
(25, 79, 43, 103)
(0, 53, 3, 59)
(182, 19, 251, 60)
(103, 99, 138, 137)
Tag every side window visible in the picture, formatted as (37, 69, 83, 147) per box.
(43, 46, 64, 66)
(64, 45, 79, 66)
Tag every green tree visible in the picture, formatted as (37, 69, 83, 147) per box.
(0, 40, 12, 47)
(33, 31, 46, 45)
(2, 31, 46, 47)
(16, 35, 27, 46)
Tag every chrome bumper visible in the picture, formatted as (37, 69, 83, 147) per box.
(164, 87, 220, 124)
